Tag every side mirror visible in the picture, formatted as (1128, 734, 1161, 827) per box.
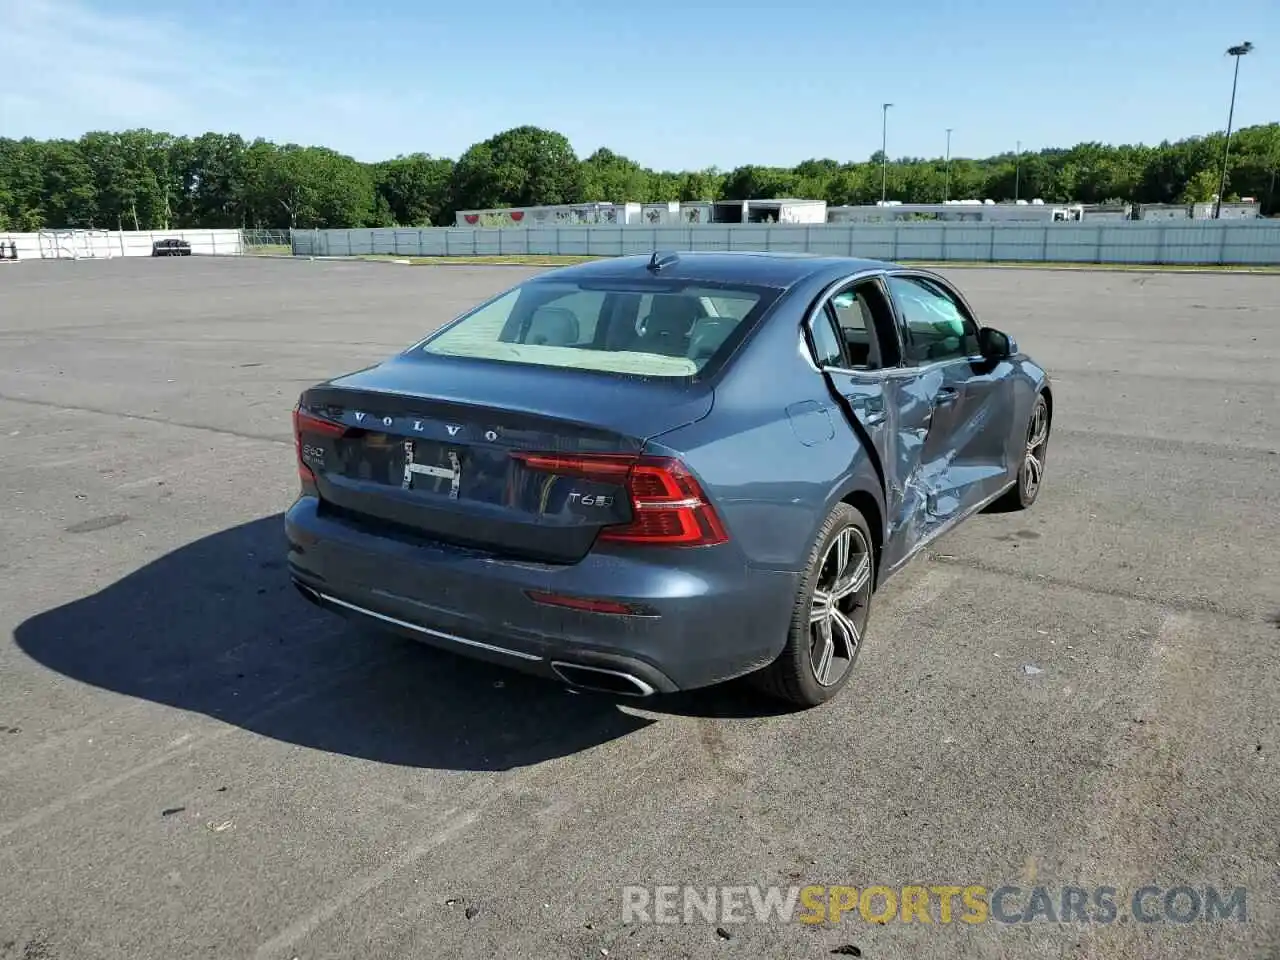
(979, 327, 1017, 359)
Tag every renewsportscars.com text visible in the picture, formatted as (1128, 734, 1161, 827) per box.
(621, 884, 1248, 926)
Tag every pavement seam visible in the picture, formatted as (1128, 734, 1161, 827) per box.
(0, 648, 408, 842)
(251, 808, 483, 959)
(0, 393, 291, 446)
(1051, 428, 1280, 461)
(926, 554, 1254, 623)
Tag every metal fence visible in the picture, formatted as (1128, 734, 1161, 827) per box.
(291, 221, 1280, 266)
(241, 229, 293, 255)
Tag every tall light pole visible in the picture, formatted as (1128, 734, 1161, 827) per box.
(1216, 41, 1254, 218)
(944, 128, 953, 203)
(1014, 140, 1021, 202)
(881, 103, 893, 204)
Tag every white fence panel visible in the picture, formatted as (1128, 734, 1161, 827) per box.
(286, 221, 1280, 266)
(842, 227, 897, 261)
(1220, 221, 1280, 264)
(5, 222, 1277, 265)
(0, 229, 244, 259)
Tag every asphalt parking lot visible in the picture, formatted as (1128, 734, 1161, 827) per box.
(1, 255, 1278, 960)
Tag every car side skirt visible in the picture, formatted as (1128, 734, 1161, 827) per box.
(878, 477, 1017, 584)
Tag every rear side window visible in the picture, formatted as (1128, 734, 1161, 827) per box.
(830, 291, 866, 331)
(420, 280, 775, 379)
(809, 314, 844, 367)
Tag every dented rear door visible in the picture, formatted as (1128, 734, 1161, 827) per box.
(805, 277, 936, 571)
(823, 367, 935, 571)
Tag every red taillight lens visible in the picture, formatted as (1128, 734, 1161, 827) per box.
(293, 405, 347, 483)
(603, 458, 729, 546)
(510, 453, 634, 482)
(510, 451, 729, 547)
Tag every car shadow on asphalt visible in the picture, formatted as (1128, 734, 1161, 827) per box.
(13, 514, 789, 772)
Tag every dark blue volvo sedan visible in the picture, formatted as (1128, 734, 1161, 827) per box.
(286, 251, 1052, 707)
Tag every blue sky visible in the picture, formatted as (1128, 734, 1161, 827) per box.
(1, 0, 1276, 170)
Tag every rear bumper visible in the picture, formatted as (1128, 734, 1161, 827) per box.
(284, 496, 799, 692)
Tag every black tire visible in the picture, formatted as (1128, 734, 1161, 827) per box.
(996, 392, 1050, 510)
(752, 502, 875, 708)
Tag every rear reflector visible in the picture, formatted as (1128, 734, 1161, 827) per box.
(510, 451, 728, 547)
(525, 590, 653, 616)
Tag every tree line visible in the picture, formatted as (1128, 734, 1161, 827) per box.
(1, 122, 1277, 232)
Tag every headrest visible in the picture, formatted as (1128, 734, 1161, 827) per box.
(641, 296, 703, 338)
(525, 306, 580, 346)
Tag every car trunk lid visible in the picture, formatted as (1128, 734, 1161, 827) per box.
(295, 354, 712, 563)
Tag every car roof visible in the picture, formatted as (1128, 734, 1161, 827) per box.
(537, 251, 901, 289)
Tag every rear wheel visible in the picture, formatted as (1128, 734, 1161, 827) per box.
(997, 392, 1050, 510)
(753, 502, 874, 708)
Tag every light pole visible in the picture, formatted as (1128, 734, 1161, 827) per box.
(881, 103, 893, 204)
(1014, 140, 1021, 202)
(1216, 41, 1254, 218)
(944, 128, 953, 203)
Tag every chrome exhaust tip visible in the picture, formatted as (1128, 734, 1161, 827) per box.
(550, 661, 656, 697)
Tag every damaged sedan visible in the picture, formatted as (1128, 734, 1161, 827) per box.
(286, 251, 1052, 707)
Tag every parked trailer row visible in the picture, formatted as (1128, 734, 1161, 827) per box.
(456, 199, 1263, 228)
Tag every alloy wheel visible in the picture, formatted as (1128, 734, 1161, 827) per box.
(1024, 399, 1049, 500)
(808, 526, 873, 687)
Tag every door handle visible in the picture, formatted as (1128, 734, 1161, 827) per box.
(935, 387, 959, 406)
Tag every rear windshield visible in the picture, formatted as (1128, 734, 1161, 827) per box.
(417, 278, 779, 379)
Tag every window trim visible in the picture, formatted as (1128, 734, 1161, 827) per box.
(882, 269, 986, 369)
(807, 302, 846, 369)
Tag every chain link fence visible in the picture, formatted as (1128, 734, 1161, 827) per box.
(240, 229, 293, 256)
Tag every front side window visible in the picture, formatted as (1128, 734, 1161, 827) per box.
(887, 275, 980, 364)
(419, 279, 775, 379)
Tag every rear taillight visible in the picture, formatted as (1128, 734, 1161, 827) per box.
(511, 452, 729, 547)
(293, 404, 347, 484)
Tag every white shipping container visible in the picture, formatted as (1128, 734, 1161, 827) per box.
(639, 202, 682, 225)
(774, 200, 828, 224)
(680, 202, 715, 225)
(456, 202, 643, 227)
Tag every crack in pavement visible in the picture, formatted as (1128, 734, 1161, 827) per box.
(0, 393, 291, 446)
(925, 552, 1254, 623)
